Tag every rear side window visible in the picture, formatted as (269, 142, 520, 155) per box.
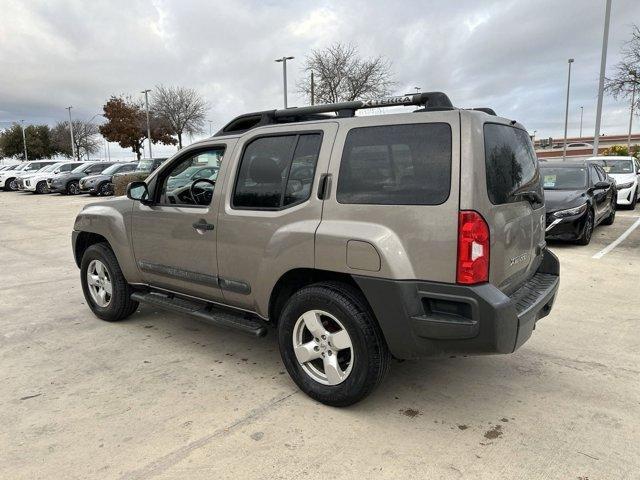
(233, 133, 322, 210)
(336, 123, 452, 205)
(484, 124, 541, 205)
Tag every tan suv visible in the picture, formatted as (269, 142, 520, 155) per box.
(72, 92, 560, 406)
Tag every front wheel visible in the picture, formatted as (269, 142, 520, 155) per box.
(278, 282, 390, 407)
(576, 209, 594, 245)
(80, 243, 138, 321)
(98, 182, 113, 196)
(602, 201, 616, 225)
(35, 181, 48, 194)
(67, 180, 80, 195)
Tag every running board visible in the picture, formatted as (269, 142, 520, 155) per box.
(131, 291, 268, 337)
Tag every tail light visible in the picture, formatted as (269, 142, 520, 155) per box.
(457, 210, 490, 284)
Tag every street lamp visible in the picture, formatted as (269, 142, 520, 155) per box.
(593, 0, 612, 156)
(563, 58, 575, 161)
(20, 120, 28, 161)
(275, 56, 294, 108)
(414, 87, 421, 93)
(579, 106, 584, 138)
(66, 106, 76, 160)
(628, 70, 637, 151)
(141, 89, 153, 158)
(207, 119, 213, 136)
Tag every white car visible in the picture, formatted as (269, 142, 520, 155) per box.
(0, 161, 55, 191)
(588, 156, 640, 209)
(21, 161, 78, 193)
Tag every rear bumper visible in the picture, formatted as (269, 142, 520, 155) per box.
(354, 249, 560, 360)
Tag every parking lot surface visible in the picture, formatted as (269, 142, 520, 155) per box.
(1, 191, 639, 480)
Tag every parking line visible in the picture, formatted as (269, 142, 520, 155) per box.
(592, 217, 640, 259)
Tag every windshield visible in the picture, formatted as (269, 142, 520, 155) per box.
(25, 163, 50, 172)
(540, 167, 587, 190)
(591, 159, 634, 174)
(101, 163, 128, 175)
(38, 164, 58, 173)
(136, 159, 155, 172)
(71, 163, 91, 173)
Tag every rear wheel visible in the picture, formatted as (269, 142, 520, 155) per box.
(576, 209, 594, 245)
(277, 282, 390, 407)
(67, 180, 80, 195)
(80, 243, 138, 321)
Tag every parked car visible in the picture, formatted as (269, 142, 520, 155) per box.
(1, 160, 57, 191)
(48, 162, 116, 195)
(566, 142, 593, 149)
(165, 164, 219, 191)
(72, 92, 560, 406)
(112, 158, 168, 196)
(16, 162, 71, 192)
(79, 162, 138, 196)
(541, 161, 616, 244)
(587, 156, 640, 209)
(21, 161, 79, 193)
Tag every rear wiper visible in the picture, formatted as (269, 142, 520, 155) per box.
(515, 190, 543, 206)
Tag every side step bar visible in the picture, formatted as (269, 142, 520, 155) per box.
(131, 291, 268, 338)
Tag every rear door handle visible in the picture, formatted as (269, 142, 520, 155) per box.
(192, 219, 215, 231)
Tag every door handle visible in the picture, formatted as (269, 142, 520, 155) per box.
(192, 219, 215, 231)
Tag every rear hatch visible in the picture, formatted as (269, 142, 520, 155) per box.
(462, 117, 545, 294)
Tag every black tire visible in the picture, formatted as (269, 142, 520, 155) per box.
(602, 201, 616, 225)
(278, 282, 390, 407)
(629, 188, 637, 210)
(80, 243, 139, 322)
(5, 178, 17, 191)
(576, 209, 594, 245)
(35, 181, 48, 194)
(67, 180, 80, 195)
(98, 182, 112, 196)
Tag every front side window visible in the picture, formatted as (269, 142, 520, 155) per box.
(484, 123, 541, 205)
(233, 133, 322, 209)
(336, 123, 452, 205)
(159, 148, 224, 206)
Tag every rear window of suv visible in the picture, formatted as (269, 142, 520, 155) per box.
(336, 123, 452, 205)
(484, 123, 541, 205)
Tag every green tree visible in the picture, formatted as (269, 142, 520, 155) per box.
(0, 123, 59, 160)
(99, 96, 176, 160)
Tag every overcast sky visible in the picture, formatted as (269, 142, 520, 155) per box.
(1, 0, 638, 160)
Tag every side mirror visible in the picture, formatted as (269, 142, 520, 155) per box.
(593, 181, 610, 189)
(127, 181, 150, 204)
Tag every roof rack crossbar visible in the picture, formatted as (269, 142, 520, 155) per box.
(273, 91, 453, 119)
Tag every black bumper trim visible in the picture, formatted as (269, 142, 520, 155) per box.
(354, 249, 560, 360)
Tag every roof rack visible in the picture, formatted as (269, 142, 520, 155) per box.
(214, 91, 454, 136)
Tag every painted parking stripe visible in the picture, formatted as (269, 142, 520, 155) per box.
(592, 217, 640, 259)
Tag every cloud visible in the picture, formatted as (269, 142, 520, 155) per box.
(0, 0, 638, 159)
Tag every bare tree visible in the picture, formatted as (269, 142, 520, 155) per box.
(152, 85, 207, 149)
(605, 24, 640, 113)
(297, 43, 395, 104)
(52, 120, 101, 160)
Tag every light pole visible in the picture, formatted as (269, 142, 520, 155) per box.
(593, 0, 612, 156)
(207, 119, 213, 136)
(414, 87, 421, 93)
(275, 56, 294, 108)
(141, 89, 153, 158)
(563, 58, 574, 161)
(628, 70, 637, 151)
(66, 106, 76, 160)
(579, 106, 584, 138)
(20, 120, 28, 161)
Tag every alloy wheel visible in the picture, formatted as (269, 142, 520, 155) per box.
(292, 310, 354, 385)
(86, 259, 113, 307)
